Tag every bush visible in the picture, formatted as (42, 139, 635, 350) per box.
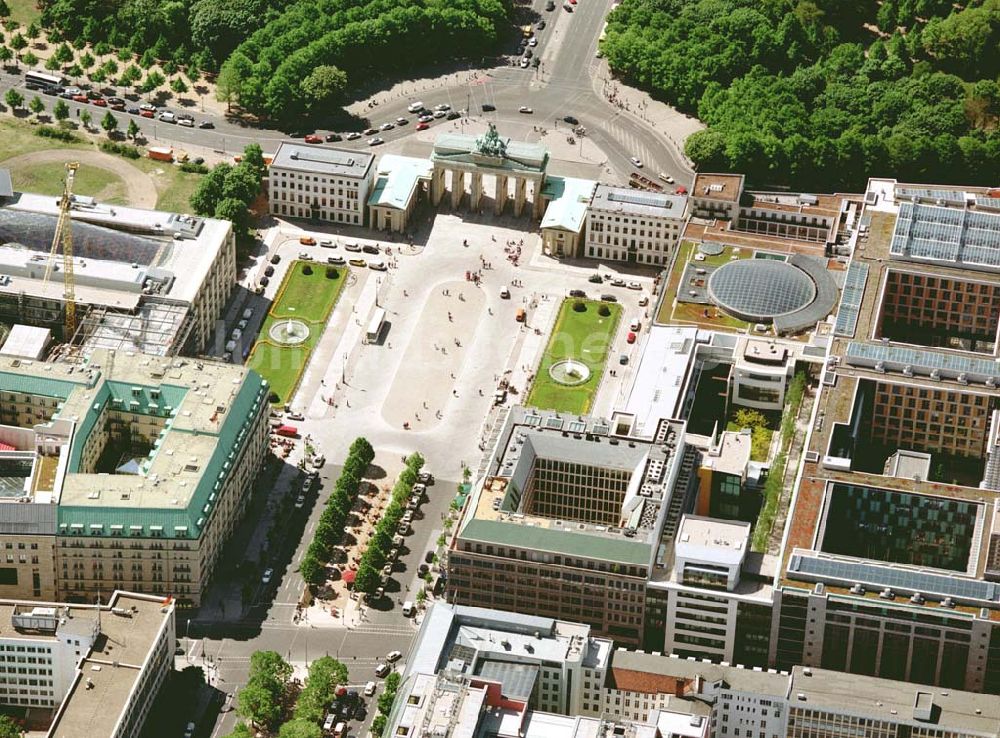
(268, 391, 279, 404)
(325, 266, 340, 279)
(572, 301, 586, 312)
(302, 264, 313, 275)
(597, 304, 611, 317)
(99, 140, 142, 159)
(35, 125, 80, 143)
(179, 161, 209, 174)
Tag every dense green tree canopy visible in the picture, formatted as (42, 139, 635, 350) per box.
(603, 0, 1000, 188)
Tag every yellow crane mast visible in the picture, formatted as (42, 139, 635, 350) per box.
(42, 162, 79, 339)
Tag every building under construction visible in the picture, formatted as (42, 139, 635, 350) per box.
(0, 173, 236, 356)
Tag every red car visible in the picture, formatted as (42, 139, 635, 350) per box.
(91, 98, 107, 107)
(304, 134, 322, 144)
(140, 109, 155, 118)
(626, 331, 636, 344)
(675, 186, 688, 195)
(416, 122, 430, 131)
(71, 94, 88, 102)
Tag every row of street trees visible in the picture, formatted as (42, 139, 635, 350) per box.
(354, 453, 425, 595)
(299, 437, 375, 587)
(229, 651, 349, 738)
(370, 670, 402, 737)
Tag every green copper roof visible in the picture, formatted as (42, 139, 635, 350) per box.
(0, 371, 83, 400)
(56, 369, 267, 539)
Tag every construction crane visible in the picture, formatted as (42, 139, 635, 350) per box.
(42, 162, 79, 338)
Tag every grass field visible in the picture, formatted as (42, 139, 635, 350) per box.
(526, 298, 621, 415)
(7, 0, 41, 24)
(248, 261, 349, 404)
(6, 160, 128, 203)
(0, 117, 202, 213)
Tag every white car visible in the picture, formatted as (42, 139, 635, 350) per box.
(386, 650, 403, 663)
(375, 663, 391, 678)
(432, 110, 447, 119)
(435, 103, 451, 111)
(519, 106, 533, 114)
(261, 568, 273, 584)
(520, 58, 530, 68)
(368, 137, 384, 146)
(295, 495, 305, 509)
(364, 680, 377, 697)
(346, 132, 362, 140)
(178, 117, 194, 127)
(407, 101, 424, 113)
(529, 37, 538, 46)
(379, 122, 395, 131)
(630, 156, 643, 168)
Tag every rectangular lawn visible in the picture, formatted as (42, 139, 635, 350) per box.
(248, 261, 348, 404)
(527, 298, 622, 415)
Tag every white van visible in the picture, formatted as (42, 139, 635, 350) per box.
(402, 600, 415, 617)
(500, 285, 510, 299)
(242, 308, 254, 320)
(630, 318, 641, 332)
(230, 328, 242, 341)
(225, 340, 236, 353)
(407, 101, 425, 113)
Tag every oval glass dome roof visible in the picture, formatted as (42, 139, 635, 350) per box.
(707, 258, 816, 322)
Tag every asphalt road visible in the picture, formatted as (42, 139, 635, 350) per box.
(1, 0, 691, 181)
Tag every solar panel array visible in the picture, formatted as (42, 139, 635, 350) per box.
(789, 554, 1000, 604)
(976, 196, 1000, 212)
(833, 263, 869, 337)
(845, 341, 1000, 383)
(890, 202, 1000, 271)
(895, 186, 967, 205)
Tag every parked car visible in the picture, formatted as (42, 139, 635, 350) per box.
(379, 122, 394, 131)
(627, 280, 642, 290)
(387, 650, 402, 663)
(271, 254, 281, 264)
(432, 110, 447, 119)
(304, 134, 323, 143)
(416, 122, 430, 131)
(537, 19, 547, 28)
(362, 244, 380, 254)
(482, 103, 496, 112)
(407, 101, 425, 113)
(368, 137, 384, 146)
(375, 663, 391, 678)
(395, 117, 409, 125)
(568, 289, 586, 297)
(630, 156, 643, 168)
(346, 132, 362, 140)
(345, 243, 362, 252)
(435, 103, 451, 111)
(588, 273, 603, 283)
(518, 106, 533, 114)
(520, 58, 530, 68)
(363, 127, 379, 135)
(295, 495, 305, 509)
(299, 236, 316, 245)
(327, 255, 346, 265)
(199, 120, 215, 129)
(178, 117, 194, 127)
(563, 115, 579, 125)
(619, 354, 629, 365)
(264, 265, 275, 276)
(261, 568, 273, 584)
(326, 132, 343, 141)
(364, 681, 377, 697)
(158, 111, 176, 123)
(600, 294, 618, 302)
(626, 331, 636, 344)
(348, 258, 366, 267)
(546, 0, 555, 8)
(140, 109, 154, 118)
(446, 111, 461, 120)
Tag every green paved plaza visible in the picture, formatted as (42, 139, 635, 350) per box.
(248, 261, 348, 404)
(526, 298, 622, 415)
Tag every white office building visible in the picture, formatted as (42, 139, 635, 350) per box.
(584, 185, 688, 266)
(268, 142, 375, 226)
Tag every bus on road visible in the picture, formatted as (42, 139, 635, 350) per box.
(25, 71, 65, 90)
(366, 307, 386, 343)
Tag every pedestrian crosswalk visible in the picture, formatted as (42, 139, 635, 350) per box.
(351, 623, 417, 636)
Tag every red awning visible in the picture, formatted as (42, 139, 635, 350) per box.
(0, 443, 14, 451)
(342, 569, 356, 584)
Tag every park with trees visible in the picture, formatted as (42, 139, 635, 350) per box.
(35, 0, 512, 123)
(602, 0, 1000, 189)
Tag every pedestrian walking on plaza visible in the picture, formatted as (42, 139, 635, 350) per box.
(448, 312, 453, 322)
